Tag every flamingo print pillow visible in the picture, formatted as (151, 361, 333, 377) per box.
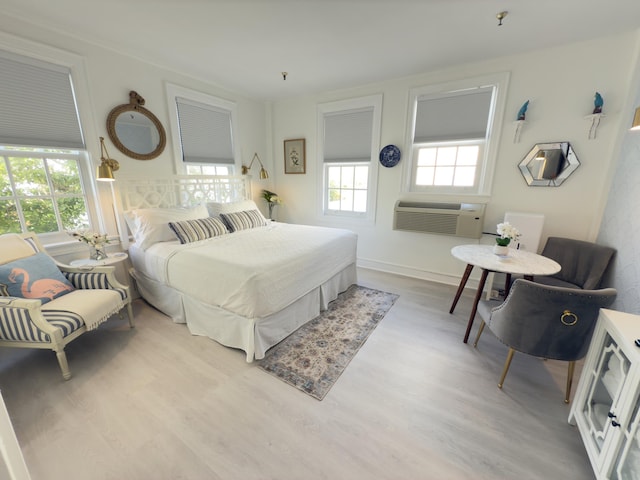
(0, 252, 74, 304)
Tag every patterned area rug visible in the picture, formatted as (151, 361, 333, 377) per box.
(258, 285, 399, 400)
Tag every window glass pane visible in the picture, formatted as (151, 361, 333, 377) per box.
(21, 198, 57, 233)
(341, 166, 354, 188)
(0, 200, 20, 234)
(49, 158, 83, 194)
(417, 148, 436, 166)
(416, 166, 435, 185)
(434, 166, 454, 185)
(58, 197, 89, 230)
(0, 161, 11, 196)
(340, 189, 354, 211)
(353, 190, 367, 212)
(457, 146, 479, 166)
(354, 166, 368, 189)
(185, 164, 201, 175)
(436, 147, 457, 166)
(10, 157, 50, 196)
(453, 166, 476, 186)
(328, 189, 341, 209)
(328, 166, 341, 188)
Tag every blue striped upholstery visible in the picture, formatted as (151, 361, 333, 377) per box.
(0, 307, 48, 342)
(0, 306, 83, 342)
(63, 272, 127, 300)
(42, 310, 84, 338)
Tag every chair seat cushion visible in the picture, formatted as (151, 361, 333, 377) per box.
(42, 289, 125, 333)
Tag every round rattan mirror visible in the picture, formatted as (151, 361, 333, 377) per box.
(106, 91, 166, 160)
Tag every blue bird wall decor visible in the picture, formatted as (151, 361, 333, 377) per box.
(593, 92, 604, 114)
(517, 100, 529, 120)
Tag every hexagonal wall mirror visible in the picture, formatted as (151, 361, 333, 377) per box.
(518, 142, 580, 186)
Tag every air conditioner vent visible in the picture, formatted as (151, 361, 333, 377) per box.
(393, 201, 485, 238)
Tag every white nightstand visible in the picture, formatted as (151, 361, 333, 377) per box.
(70, 252, 130, 287)
(69, 252, 128, 267)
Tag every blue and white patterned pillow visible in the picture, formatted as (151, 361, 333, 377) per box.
(0, 252, 75, 304)
(220, 209, 268, 232)
(168, 217, 229, 244)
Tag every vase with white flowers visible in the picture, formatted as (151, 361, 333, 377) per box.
(494, 222, 521, 256)
(69, 230, 109, 260)
(262, 189, 282, 220)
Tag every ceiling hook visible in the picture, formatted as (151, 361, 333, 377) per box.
(496, 11, 508, 26)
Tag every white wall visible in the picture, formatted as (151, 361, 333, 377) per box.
(597, 33, 640, 313)
(0, 15, 273, 245)
(271, 31, 640, 286)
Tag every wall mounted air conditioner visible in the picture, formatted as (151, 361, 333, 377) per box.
(393, 201, 485, 238)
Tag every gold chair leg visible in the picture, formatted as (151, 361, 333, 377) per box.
(565, 361, 576, 404)
(498, 348, 515, 389)
(473, 320, 486, 347)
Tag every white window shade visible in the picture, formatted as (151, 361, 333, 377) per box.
(324, 108, 374, 163)
(414, 88, 493, 143)
(0, 51, 84, 149)
(176, 97, 234, 164)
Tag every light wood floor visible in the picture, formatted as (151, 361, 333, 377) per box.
(0, 268, 595, 480)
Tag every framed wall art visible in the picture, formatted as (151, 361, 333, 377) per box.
(284, 138, 306, 174)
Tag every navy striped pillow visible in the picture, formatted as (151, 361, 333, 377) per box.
(220, 209, 268, 232)
(168, 217, 229, 244)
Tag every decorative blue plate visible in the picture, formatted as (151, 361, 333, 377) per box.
(379, 144, 401, 167)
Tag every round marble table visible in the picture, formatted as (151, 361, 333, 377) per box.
(450, 244, 561, 343)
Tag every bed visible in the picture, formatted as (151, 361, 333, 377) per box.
(117, 176, 358, 361)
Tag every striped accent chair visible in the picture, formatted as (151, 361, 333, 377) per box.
(0, 233, 134, 380)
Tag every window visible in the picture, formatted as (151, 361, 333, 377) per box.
(0, 147, 89, 234)
(318, 95, 382, 222)
(406, 73, 508, 196)
(0, 49, 93, 237)
(166, 84, 238, 175)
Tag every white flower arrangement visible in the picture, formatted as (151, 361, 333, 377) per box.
(68, 230, 109, 247)
(496, 222, 521, 247)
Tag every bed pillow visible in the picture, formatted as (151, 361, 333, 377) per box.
(207, 200, 260, 217)
(128, 205, 209, 250)
(220, 209, 269, 232)
(168, 217, 229, 244)
(0, 252, 74, 304)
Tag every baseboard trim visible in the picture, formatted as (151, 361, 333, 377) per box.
(356, 257, 482, 291)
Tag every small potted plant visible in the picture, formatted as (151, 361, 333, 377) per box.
(494, 222, 520, 256)
(261, 189, 282, 221)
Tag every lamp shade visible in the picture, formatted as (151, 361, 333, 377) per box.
(96, 137, 119, 181)
(97, 161, 115, 181)
(631, 107, 640, 131)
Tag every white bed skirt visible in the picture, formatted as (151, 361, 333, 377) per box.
(130, 263, 357, 361)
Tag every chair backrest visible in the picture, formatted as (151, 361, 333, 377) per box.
(0, 233, 39, 265)
(541, 237, 616, 289)
(486, 279, 617, 361)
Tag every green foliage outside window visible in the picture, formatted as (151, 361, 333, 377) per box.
(0, 153, 89, 235)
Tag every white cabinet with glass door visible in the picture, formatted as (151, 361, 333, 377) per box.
(569, 309, 640, 480)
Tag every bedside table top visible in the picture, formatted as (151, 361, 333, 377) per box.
(69, 252, 128, 267)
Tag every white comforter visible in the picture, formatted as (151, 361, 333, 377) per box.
(142, 222, 357, 319)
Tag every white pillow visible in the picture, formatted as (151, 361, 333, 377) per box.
(129, 205, 209, 250)
(206, 200, 260, 217)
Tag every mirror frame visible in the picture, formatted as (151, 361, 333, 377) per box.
(518, 141, 580, 187)
(106, 91, 166, 161)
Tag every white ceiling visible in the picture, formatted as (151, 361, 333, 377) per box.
(4, 0, 640, 101)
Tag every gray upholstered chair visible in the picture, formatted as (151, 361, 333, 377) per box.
(535, 237, 616, 289)
(0, 233, 134, 380)
(474, 279, 616, 403)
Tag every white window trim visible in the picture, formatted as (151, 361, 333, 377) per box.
(402, 72, 510, 201)
(0, 32, 104, 246)
(165, 83, 239, 175)
(316, 94, 382, 225)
